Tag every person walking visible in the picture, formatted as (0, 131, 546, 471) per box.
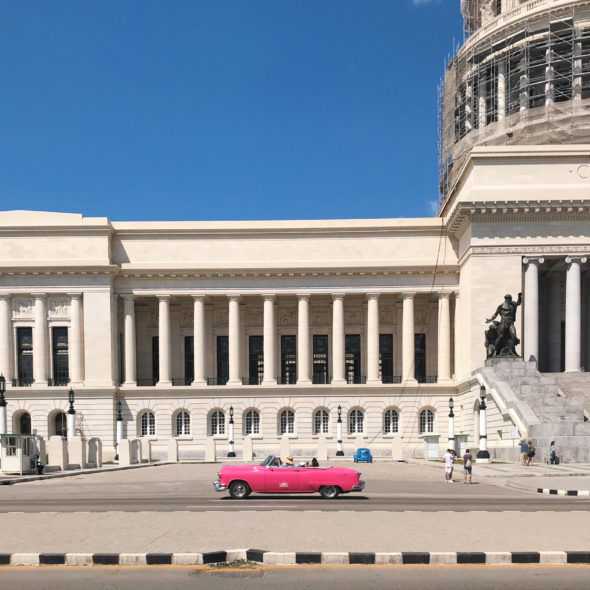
(526, 440, 535, 466)
(463, 449, 473, 484)
(442, 448, 455, 483)
(549, 441, 556, 465)
(519, 439, 528, 466)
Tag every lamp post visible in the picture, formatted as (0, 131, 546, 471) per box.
(336, 405, 344, 456)
(115, 398, 123, 461)
(448, 397, 455, 451)
(227, 406, 236, 457)
(477, 385, 490, 463)
(66, 388, 76, 441)
(0, 374, 7, 435)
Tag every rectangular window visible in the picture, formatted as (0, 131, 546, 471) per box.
(415, 333, 426, 382)
(379, 334, 394, 383)
(217, 335, 229, 385)
(52, 327, 69, 385)
(345, 334, 361, 384)
(185, 336, 194, 384)
(17, 327, 33, 385)
(152, 336, 159, 384)
(312, 335, 329, 384)
(248, 335, 264, 385)
(281, 335, 297, 384)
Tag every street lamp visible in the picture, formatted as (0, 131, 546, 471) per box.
(227, 405, 236, 457)
(115, 398, 123, 461)
(336, 404, 344, 456)
(447, 397, 455, 451)
(67, 387, 76, 441)
(0, 374, 7, 435)
(477, 385, 490, 463)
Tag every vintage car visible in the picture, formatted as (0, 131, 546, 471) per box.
(213, 455, 365, 499)
(353, 447, 373, 463)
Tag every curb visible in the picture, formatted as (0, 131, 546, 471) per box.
(1, 550, 590, 567)
(537, 488, 590, 496)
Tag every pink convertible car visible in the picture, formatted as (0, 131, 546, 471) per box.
(213, 455, 365, 499)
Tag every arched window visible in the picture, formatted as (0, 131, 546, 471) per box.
(314, 409, 329, 434)
(245, 410, 260, 435)
(210, 410, 225, 435)
(419, 409, 434, 434)
(279, 409, 294, 435)
(19, 412, 31, 435)
(55, 412, 67, 437)
(384, 409, 399, 434)
(141, 411, 155, 436)
(175, 411, 190, 436)
(349, 409, 364, 434)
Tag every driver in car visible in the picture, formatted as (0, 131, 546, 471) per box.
(279, 456, 295, 467)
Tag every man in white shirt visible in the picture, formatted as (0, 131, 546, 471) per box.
(442, 449, 455, 483)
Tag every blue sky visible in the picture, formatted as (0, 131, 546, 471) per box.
(1, 1, 462, 221)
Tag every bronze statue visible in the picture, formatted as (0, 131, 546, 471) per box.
(485, 293, 522, 357)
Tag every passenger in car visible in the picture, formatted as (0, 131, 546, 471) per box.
(279, 456, 295, 467)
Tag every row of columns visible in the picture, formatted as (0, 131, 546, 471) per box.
(122, 292, 453, 387)
(0, 293, 84, 384)
(523, 256, 587, 372)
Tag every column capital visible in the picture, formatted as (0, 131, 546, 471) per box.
(0, 292, 11, 302)
(365, 292, 381, 300)
(30, 292, 47, 299)
(121, 294, 135, 301)
(192, 294, 207, 302)
(565, 256, 587, 265)
(522, 256, 544, 265)
(296, 293, 311, 301)
(67, 292, 83, 300)
(261, 293, 276, 302)
(402, 292, 416, 300)
(438, 292, 451, 300)
(227, 294, 242, 303)
(331, 293, 346, 302)
(157, 294, 171, 302)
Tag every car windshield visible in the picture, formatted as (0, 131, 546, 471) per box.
(260, 455, 275, 466)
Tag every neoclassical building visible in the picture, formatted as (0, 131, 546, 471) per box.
(1, 0, 589, 463)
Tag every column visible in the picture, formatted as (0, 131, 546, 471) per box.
(547, 272, 562, 373)
(297, 295, 310, 384)
(263, 294, 276, 385)
(366, 293, 380, 383)
(574, 41, 582, 102)
(193, 296, 206, 385)
(228, 295, 241, 386)
(123, 295, 136, 385)
(465, 78, 474, 133)
(497, 60, 506, 120)
(565, 257, 587, 372)
(158, 295, 171, 386)
(545, 47, 554, 106)
(32, 293, 48, 384)
(453, 293, 460, 379)
(402, 292, 416, 383)
(332, 294, 345, 385)
(68, 293, 84, 384)
(437, 293, 451, 382)
(523, 257, 543, 364)
(0, 294, 12, 381)
(478, 72, 487, 129)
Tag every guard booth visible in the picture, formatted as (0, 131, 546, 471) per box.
(0, 434, 38, 475)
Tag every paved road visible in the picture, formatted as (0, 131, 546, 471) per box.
(2, 566, 590, 590)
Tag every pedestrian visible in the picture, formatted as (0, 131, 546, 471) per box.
(463, 448, 473, 484)
(526, 440, 535, 466)
(519, 439, 528, 466)
(442, 448, 455, 483)
(549, 441, 556, 465)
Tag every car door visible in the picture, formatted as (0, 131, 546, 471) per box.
(264, 466, 301, 492)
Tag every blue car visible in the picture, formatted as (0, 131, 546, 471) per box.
(353, 448, 373, 463)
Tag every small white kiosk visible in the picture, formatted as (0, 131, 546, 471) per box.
(0, 434, 37, 475)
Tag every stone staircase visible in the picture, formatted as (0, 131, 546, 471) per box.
(477, 358, 590, 463)
(554, 372, 590, 417)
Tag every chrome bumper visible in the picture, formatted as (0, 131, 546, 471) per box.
(213, 480, 227, 492)
(351, 480, 365, 491)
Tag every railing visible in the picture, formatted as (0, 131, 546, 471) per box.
(137, 378, 157, 386)
(48, 377, 70, 387)
(346, 375, 367, 384)
(172, 378, 192, 386)
(207, 378, 227, 386)
(243, 376, 263, 385)
(11, 378, 33, 387)
(417, 375, 438, 384)
(312, 374, 332, 385)
(381, 376, 402, 384)
(277, 375, 297, 385)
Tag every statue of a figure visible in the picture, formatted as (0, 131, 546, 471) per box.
(485, 293, 522, 357)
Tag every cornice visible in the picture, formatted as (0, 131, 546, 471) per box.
(459, 245, 590, 266)
(0, 265, 119, 278)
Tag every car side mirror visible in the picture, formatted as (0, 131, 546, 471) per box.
(268, 466, 273, 471)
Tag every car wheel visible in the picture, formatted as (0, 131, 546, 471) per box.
(229, 481, 250, 499)
(319, 485, 340, 499)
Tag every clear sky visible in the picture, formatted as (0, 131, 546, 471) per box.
(1, 0, 463, 222)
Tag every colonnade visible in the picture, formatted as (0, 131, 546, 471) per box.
(122, 292, 454, 387)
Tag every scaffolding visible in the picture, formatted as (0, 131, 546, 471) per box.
(439, 2, 590, 203)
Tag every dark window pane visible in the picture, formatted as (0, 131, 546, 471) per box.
(415, 333, 426, 381)
(249, 335, 263, 385)
(313, 335, 329, 384)
(185, 336, 194, 383)
(281, 335, 297, 384)
(152, 337, 159, 383)
(345, 334, 361, 383)
(379, 334, 394, 382)
(17, 327, 33, 384)
(217, 336, 229, 385)
(52, 327, 69, 385)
